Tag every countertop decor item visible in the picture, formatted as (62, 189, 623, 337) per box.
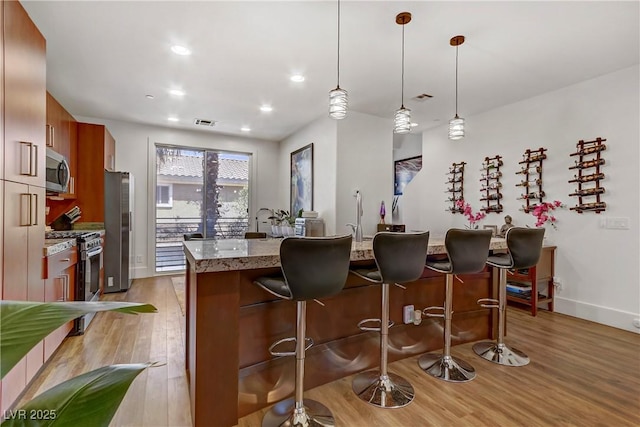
(455, 199, 486, 229)
(379, 200, 386, 224)
(532, 200, 565, 229)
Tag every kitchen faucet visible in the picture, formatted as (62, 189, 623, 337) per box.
(346, 190, 363, 242)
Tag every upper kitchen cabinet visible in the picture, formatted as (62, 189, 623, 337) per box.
(3, 0, 46, 187)
(77, 123, 116, 222)
(46, 92, 77, 198)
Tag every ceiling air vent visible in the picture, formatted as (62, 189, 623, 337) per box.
(412, 93, 433, 101)
(194, 118, 216, 127)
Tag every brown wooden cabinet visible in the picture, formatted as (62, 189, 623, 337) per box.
(46, 92, 77, 198)
(506, 245, 556, 316)
(76, 123, 116, 222)
(1, 0, 47, 413)
(43, 246, 77, 360)
(3, 0, 46, 186)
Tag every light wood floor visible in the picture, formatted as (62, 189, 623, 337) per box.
(19, 276, 640, 426)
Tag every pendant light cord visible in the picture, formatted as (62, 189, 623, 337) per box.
(401, 21, 405, 108)
(336, 0, 341, 88)
(455, 45, 459, 116)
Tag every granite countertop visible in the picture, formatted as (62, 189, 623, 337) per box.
(184, 237, 508, 273)
(44, 238, 77, 257)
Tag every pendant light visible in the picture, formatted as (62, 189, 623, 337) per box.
(329, 0, 348, 119)
(449, 35, 465, 140)
(393, 12, 412, 134)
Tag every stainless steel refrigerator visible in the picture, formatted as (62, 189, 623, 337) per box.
(104, 171, 134, 293)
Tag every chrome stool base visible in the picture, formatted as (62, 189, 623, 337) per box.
(418, 354, 476, 382)
(262, 398, 335, 427)
(472, 341, 530, 367)
(352, 371, 415, 408)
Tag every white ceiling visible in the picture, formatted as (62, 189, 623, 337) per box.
(22, 1, 640, 141)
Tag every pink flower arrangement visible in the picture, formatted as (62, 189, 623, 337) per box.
(455, 199, 487, 229)
(532, 200, 564, 229)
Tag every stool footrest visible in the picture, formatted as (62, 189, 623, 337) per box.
(357, 318, 394, 332)
(422, 306, 445, 318)
(477, 298, 499, 309)
(269, 337, 314, 357)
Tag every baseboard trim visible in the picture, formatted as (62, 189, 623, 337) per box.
(554, 297, 640, 333)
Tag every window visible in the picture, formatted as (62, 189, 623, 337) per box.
(156, 184, 173, 207)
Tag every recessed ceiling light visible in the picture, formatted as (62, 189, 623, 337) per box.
(290, 74, 305, 83)
(171, 45, 191, 56)
(169, 89, 185, 96)
(168, 117, 179, 122)
(260, 104, 273, 113)
(145, 94, 155, 99)
(240, 126, 251, 132)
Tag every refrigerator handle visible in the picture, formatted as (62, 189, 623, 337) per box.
(129, 211, 133, 232)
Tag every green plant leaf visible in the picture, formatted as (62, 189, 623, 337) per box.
(1, 301, 157, 379)
(1, 363, 157, 427)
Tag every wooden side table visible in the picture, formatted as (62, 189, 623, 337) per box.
(506, 246, 556, 316)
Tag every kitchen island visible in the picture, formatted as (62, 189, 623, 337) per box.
(184, 237, 508, 427)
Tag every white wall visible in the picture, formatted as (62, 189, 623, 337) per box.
(336, 111, 394, 237)
(76, 116, 279, 279)
(393, 132, 422, 161)
(402, 65, 640, 332)
(279, 116, 338, 234)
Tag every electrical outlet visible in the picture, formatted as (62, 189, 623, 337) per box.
(136, 255, 142, 263)
(633, 319, 640, 329)
(403, 305, 414, 324)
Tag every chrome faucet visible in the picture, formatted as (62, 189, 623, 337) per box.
(346, 190, 363, 242)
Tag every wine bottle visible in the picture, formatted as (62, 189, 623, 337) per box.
(446, 177, 463, 184)
(446, 196, 463, 202)
(481, 159, 503, 170)
(516, 166, 542, 175)
(570, 144, 607, 156)
(518, 191, 545, 200)
(570, 202, 606, 211)
(568, 187, 605, 197)
(449, 166, 463, 174)
(482, 204, 503, 213)
(568, 173, 604, 183)
(481, 182, 502, 191)
(516, 178, 542, 187)
(480, 171, 502, 180)
(568, 158, 606, 170)
(481, 192, 502, 201)
(523, 153, 547, 162)
(445, 186, 462, 193)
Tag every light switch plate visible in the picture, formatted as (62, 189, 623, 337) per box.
(605, 217, 630, 230)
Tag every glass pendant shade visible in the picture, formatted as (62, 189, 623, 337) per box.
(329, 87, 348, 120)
(394, 107, 412, 134)
(448, 115, 465, 140)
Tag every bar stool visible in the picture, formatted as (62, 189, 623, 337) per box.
(253, 235, 353, 427)
(473, 227, 545, 366)
(350, 231, 430, 408)
(419, 228, 493, 382)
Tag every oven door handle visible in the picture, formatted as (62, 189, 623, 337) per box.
(86, 246, 103, 258)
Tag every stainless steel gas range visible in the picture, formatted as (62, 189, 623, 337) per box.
(45, 230, 103, 334)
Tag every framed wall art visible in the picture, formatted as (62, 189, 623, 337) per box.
(394, 155, 423, 195)
(291, 143, 314, 215)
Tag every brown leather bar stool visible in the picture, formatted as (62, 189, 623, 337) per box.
(473, 227, 545, 366)
(350, 231, 430, 408)
(253, 235, 353, 427)
(419, 228, 493, 382)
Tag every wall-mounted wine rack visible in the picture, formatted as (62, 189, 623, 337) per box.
(446, 162, 466, 213)
(568, 137, 607, 213)
(516, 147, 547, 213)
(480, 155, 503, 213)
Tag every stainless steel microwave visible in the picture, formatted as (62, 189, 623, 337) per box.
(45, 148, 70, 193)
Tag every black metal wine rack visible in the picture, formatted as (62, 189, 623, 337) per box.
(446, 162, 466, 213)
(568, 137, 607, 213)
(516, 147, 547, 213)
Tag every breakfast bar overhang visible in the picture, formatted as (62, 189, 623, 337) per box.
(183, 237, 508, 427)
